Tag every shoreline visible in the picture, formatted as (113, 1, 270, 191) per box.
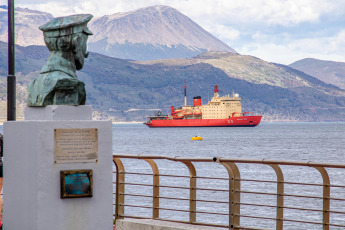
(1, 120, 345, 126)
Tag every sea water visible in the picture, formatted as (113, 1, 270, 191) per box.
(112, 122, 345, 229)
(113, 122, 345, 161)
(1, 122, 344, 229)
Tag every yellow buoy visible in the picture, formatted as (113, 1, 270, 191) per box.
(191, 136, 202, 141)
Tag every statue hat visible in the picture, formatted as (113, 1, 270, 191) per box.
(40, 14, 93, 38)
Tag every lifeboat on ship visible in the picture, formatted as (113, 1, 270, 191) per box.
(193, 111, 202, 115)
(172, 110, 183, 114)
(243, 112, 253, 116)
(232, 112, 241, 117)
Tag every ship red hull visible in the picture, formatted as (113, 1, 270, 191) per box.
(145, 115, 262, 128)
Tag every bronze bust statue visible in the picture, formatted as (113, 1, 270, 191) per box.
(27, 14, 93, 106)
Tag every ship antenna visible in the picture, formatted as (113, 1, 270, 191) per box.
(214, 85, 219, 93)
(214, 85, 219, 97)
(184, 80, 187, 106)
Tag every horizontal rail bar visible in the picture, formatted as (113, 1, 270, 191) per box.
(237, 214, 278, 221)
(119, 171, 233, 181)
(328, 184, 345, 188)
(122, 182, 153, 187)
(239, 190, 328, 200)
(216, 158, 345, 168)
(122, 172, 190, 179)
(280, 218, 323, 225)
(121, 182, 229, 192)
(327, 210, 345, 215)
(121, 204, 152, 209)
(113, 154, 215, 162)
(113, 154, 345, 168)
(238, 202, 323, 213)
(122, 193, 229, 204)
(158, 196, 229, 204)
(121, 204, 229, 216)
(327, 197, 345, 201)
(240, 178, 325, 187)
(328, 223, 345, 228)
(240, 190, 345, 201)
(117, 171, 345, 189)
(116, 191, 345, 204)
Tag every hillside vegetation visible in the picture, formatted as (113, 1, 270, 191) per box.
(1, 42, 345, 122)
(290, 58, 345, 90)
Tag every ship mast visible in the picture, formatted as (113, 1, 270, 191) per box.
(214, 85, 219, 97)
(184, 80, 187, 106)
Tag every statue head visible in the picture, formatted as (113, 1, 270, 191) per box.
(39, 14, 93, 70)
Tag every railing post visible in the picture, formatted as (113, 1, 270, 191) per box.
(227, 162, 241, 228)
(267, 164, 284, 230)
(113, 157, 125, 220)
(181, 161, 197, 223)
(313, 166, 330, 230)
(215, 159, 241, 229)
(144, 159, 160, 219)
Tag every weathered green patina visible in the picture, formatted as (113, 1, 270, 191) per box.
(27, 14, 93, 106)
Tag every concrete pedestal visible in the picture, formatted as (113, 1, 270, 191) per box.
(3, 106, 113, 230)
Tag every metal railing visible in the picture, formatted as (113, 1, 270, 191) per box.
(113, 154, 345, 229)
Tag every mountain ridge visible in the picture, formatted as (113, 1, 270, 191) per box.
(0, 6, 53, 46)
(88, 5, 236, 60)
(1, 41, 345, 122)
(290, 58, 345, 90)
(0, 5, 236, 61)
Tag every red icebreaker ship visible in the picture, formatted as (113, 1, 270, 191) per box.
(145, 85, 262, 128)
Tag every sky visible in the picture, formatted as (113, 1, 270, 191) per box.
(14, 0, 345, 65)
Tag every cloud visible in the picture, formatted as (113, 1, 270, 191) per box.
(237, 29, 345, 64)
(15, 0, 343, 21)
(177, 0, 343, 27)
(13, 0, 345, 64)
(214, 25, 240, 41)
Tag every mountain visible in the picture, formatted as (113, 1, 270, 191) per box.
(1, 42, 345, 122)
(0, 5, 236, 60)
(88, 5, 237, 60)
(0, 6, 53, 46)
(290, 58, 345, 90)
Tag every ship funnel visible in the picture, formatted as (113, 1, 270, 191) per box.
(193, 96, 201, 106)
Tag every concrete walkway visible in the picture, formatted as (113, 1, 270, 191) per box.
(116, 219, 226, 230)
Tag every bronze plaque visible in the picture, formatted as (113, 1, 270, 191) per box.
(60, 169, 93, 198)
(54, 128, 98, 163)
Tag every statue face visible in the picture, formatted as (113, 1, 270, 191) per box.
(75, 32, 89, 70)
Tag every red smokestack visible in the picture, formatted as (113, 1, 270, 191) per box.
(193, 96, 201, 106)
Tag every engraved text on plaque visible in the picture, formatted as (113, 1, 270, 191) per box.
(54, 128, 98, 163)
